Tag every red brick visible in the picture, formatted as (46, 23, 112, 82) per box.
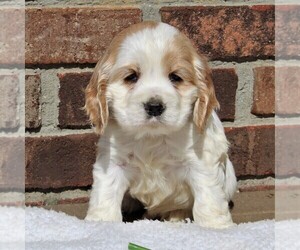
(0, 200, 24, 207)
(0, 137, 25, 190)
(25, 7, 142, 65)
(276, 66, 300, 115)
(25, 197, 88, 207)
(58, 72, 92, 128)
(225, 125, 275, 177)
(0, 8, 24, 65)
(25, 133, 99, 189)
(276, 5, 300, 59)
(0, 74, 19, 129)
(0, 201, 24, 207)
(26, 74, 41, 129)
(57, 197, 89, 205)
(160, 5, 274, 61)
(212, 68, 238, 121)
(276, 125, 300, 176)
(251, 66, 275, 116)
(25, 201, 45, 207)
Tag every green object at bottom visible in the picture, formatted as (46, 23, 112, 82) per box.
(128, 242, 150, 250)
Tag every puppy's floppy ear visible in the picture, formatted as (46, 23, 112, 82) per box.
(193, 56, 219, 133)
(85, 54, 111, 135)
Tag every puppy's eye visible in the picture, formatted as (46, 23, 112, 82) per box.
(124, 72, 139, 83)
(169, 73, 182, 83)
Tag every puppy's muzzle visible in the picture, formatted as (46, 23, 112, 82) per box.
(144, 98, 166, 117)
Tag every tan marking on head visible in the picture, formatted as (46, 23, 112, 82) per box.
(107, 21, 159, 62)
(109, 64, 140, 87)
(162, 31, 219, 132)
(85, 21, 159, 134)
(162, 32, 197, 98)
(109, 64, 140, 91)
(162, 32, 198, 88)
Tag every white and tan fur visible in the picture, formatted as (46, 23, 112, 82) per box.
(84, 21, 237, 228)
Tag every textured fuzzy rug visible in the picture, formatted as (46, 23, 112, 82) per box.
(0, 206, 299, 250)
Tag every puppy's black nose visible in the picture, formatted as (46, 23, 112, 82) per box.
(144, 99, 165, 117)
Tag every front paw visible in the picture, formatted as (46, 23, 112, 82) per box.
(193, 209, 236, 229)
(194, 215, 236, 229)
(85, 207, 122, 222)
(196, 219, 236, 229)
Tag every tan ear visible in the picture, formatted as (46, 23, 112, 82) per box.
(85, 56, 110, 135)
(193, 56, 219, 133)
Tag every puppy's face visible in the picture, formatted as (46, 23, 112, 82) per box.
(85, 22, 219, 136)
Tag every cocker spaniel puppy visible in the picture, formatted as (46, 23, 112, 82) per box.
(84, 21, 237, 228)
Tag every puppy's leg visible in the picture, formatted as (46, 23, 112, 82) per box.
(85, 163, 129, 222)
(187, 167, 235, 229)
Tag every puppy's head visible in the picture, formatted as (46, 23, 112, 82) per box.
(85, 21, 219, 136)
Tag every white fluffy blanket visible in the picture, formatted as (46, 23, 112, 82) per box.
(0, 206, 299, 250)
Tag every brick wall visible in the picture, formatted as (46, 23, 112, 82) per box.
(20, 0, 297, 190)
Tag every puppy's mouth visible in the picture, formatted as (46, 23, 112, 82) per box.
(145, 116, 164, 126)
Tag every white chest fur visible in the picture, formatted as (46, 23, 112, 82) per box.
(126, 136, 193, 214)
(99, 122, 196, 215)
